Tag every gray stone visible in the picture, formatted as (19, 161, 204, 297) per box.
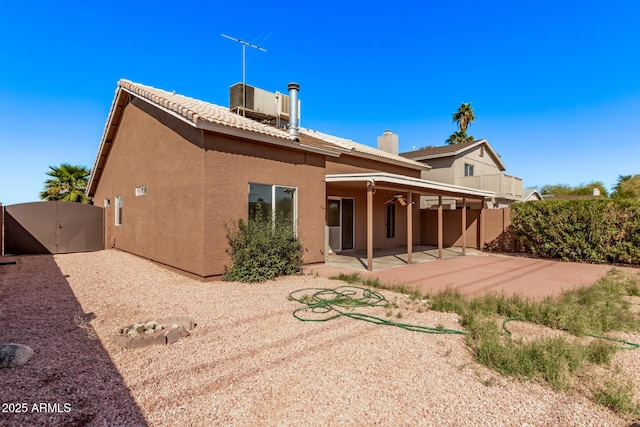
(0, 344, 34, 368)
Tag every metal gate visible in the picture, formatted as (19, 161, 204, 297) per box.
(2, 201, 104, 255)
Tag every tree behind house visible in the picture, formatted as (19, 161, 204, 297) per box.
(40, 164, 92, 203)
(446, 130, 475, 145)
(446, 103, 476, 145)
(611, 174, 640, 199)
(452, 102, 475, 133)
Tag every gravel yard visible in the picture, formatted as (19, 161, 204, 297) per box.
(1, 250, 639, 426)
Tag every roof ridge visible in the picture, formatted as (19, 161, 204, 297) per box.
(299, 128, 428, 170)
(117, 79, 296, 141)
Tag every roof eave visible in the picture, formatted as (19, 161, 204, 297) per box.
(87, 86, 127, 196)
(197, 121, 341, 157)
(326, 172, 495, 199)
(345, 150, 431, 171)
(405, 139, 507, 171)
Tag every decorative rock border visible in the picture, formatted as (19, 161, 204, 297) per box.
(115, 317, 196, 349)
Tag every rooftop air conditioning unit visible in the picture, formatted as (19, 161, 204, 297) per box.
(230, 83, 299, 128)
(276, 91, 289, 119)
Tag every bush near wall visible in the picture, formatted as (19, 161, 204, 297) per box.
(511, 199, 640, 264)
(223, 209, 303, 283)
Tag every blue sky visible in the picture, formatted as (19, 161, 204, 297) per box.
(1, 1, 639, 205)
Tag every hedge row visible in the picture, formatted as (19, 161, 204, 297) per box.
(511, 199, 640, 264)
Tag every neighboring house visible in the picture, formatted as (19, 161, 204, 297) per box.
(87, 80, 495, 278)
(523, 188, 543, 202)
(400, 140, 524, 209)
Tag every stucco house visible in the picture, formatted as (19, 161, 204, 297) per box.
(87, 80, 494, 279)
(400, 140, 524, 209)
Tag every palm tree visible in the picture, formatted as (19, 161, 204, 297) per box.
(446, 130, 475, 145)
(612, 174, 640, 199)
(452, 102, 475, 133)
(40, 164, 92, 203)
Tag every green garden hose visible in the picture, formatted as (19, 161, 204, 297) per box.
(289, 286, 468, 335)
(289, 287, 640, 349)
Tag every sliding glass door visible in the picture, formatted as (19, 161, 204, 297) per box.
(327, 197, 354, 252)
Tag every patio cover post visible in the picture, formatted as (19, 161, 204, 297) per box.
(479, 206, 485, 248)
(438, 195, 443, 259)
(407, 192, 413, 264)
(367, 182, 374, 271)
(462, 197, 467, 255)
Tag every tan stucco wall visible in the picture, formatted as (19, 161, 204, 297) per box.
(421, 157, 456, 183)
(326, 186, 420, 251)
(452, 145, 502, 185)
(201, 134, 327, 277)
(325, 155, 423, 251)
(94, 98, 328, 279)
(419, 145, 503, 185)
(94, 99, 207, 276)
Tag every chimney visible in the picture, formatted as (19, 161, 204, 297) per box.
(377, 130, 398, 155)
(593, 188, 601, 197)
(287, 82, 300, 136)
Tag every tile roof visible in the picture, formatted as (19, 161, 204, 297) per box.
(298, 128, 429, 170)
(87, 79, 430, 195)
(118, 80, 426, 169)
(400, 138, 506, 171)
(118, 79, 297, 142)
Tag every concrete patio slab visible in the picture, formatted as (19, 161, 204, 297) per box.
(324, 245, 481, 271)
(304, 253, 616, 300)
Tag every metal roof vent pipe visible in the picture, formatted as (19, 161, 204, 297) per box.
(287, 82, 300, 136)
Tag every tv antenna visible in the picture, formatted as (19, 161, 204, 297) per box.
(221, 33, 268, 116)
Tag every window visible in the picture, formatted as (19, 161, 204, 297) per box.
(115, 195, 122, 226)
(480, 146, 485, 157)
(135, 185, 147, 196)
(104, 198, 110, 207)
(248, 183, 297, 231)
(464, 163, 474, 177)
(386, 202, 395, 238)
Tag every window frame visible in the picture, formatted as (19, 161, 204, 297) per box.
(115, 195, 122, 226)
(464, 163, 475, 177)
(248, 183, 298, 233)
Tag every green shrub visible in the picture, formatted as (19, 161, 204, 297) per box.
(223, 205, 302, 282)
(511, 199, 640, 264)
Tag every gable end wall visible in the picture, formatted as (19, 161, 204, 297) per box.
(93, 99, 207, 276)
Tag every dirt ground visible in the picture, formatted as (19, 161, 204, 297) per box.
(1, 251, 639, 426)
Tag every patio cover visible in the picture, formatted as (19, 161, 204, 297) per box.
(325, 173, 496, 271)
